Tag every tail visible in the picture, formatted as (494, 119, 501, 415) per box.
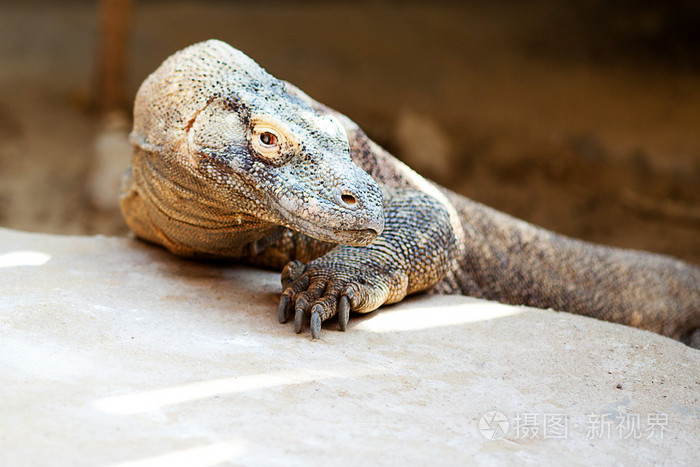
(446, 194, 700, 340)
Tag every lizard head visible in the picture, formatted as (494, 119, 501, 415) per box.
(130, 40, 383, 246)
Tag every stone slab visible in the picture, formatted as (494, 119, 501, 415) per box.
(0, 228, 697, 466)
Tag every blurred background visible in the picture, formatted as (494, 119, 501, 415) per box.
(0, 0, 698, 263)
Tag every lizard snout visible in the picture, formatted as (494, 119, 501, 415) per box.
(331, 182, 384, 238)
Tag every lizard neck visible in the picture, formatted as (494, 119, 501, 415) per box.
(128, 149, 279, 258)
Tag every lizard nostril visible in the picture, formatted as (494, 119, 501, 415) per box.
(341, 193, 357, 206)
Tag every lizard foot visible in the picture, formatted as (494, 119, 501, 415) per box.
(277, 259, 394, 338)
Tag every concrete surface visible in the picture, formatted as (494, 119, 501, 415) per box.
(0, 227, 698, 466)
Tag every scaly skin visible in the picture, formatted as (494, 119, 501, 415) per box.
(120, 40, 700, 340)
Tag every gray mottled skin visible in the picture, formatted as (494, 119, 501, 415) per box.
(121, 40, 700, 340)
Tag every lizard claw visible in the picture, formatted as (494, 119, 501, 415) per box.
(311, 306, 322, 339)
(294, 304, 305, 334)
(278, 294, 290, 323)
(281, 260, 306, 289)
(338, 295, 350, 332)
(278, 258, 392, 339)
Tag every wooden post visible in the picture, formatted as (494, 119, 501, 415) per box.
(95, 0, 133, 114)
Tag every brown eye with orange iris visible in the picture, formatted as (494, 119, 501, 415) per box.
(259, 132, 277, 147)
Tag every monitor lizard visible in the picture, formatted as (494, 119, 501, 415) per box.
(120, 40, 700, 340)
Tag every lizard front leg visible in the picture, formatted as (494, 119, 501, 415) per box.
(278, 187, 456, 338)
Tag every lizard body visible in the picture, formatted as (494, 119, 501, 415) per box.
(121, 40, 700, 340)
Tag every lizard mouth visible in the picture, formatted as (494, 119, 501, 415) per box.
(268, 186, 384, 246)
(330, 228, 379, 246)
(274, 203, 382, 246)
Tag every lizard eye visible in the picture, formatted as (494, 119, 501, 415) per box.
(250, 122, 291, 163)
(259, 132, 277, 147)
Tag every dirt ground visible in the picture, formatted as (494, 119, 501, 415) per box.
(0, 1, 699, 264)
